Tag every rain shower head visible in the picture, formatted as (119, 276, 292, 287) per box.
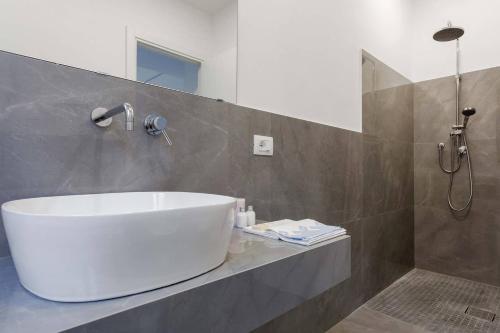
(433, 25, 464, 42)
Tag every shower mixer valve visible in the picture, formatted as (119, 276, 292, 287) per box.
(144, 114, 173, 146)
(458, 146, 467, 155)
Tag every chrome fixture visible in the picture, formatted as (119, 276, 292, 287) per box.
(435, 22, 474, 212)
(144, 114, 173, 145)
(433, 23, 464, 42)
(91, 103, 134, 130)
(462, 107, 476, 129)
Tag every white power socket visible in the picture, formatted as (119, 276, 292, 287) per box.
(253, 135, 273, 156)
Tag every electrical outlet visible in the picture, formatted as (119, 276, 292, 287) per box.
(253, 135, 273, 156)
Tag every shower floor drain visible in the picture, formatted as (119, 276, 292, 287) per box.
(465, 306, 496, 322)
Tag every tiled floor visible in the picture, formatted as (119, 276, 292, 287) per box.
(328, 269, 500, 333)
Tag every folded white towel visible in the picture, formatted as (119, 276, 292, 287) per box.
(244, 219, 346, 246)
(242, 219, 292, 240)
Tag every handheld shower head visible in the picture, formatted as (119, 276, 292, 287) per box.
(462, 107, 476, 128)
(462, 107, 476, 117)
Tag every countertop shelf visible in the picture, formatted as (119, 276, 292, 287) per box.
(0, 229, 350, 333)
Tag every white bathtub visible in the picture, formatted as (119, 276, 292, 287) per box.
(1, 192, 236, 302)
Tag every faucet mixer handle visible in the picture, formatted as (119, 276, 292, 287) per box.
(144, 114, 173, 146)
(161, 129, 173, 146)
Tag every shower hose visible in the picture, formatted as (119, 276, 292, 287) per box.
(437, 132, 473, 212)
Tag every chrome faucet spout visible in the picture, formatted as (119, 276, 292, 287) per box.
(91, 103, 135, 131)
(124, 103, 134, 131)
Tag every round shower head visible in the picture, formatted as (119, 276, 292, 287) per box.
(462, 107, 476, 129)
(462, 107, 476, 117)
(433, 26, 464, 42)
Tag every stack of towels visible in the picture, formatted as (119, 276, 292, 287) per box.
(243, 219, 346, 246)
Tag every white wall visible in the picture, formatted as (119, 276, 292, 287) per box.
(237, 0, 414, 132)
(411, 0, 500, 82)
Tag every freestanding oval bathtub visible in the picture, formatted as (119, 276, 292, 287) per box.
(1, 192, 236, 302)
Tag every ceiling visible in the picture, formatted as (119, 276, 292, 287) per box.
(181, 0, 235, 14)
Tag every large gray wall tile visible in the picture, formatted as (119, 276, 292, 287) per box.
(269, 115, 351, 225)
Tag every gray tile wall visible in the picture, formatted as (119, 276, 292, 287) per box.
(0, 50, 415, 332)
(414, 66, 500, 286)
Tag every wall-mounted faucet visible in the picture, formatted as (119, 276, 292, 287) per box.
(91, 103, 134, 131)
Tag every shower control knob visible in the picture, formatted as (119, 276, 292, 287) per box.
(144, 114, 173, 146)
(144, 115, 166, 133)
(152, 116, 167, 132)
(438, 143, 445, 150)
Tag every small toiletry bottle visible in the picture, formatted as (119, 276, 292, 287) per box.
(236, 207, 247, 228)
(246, 206, 256, 226)
(235, 198, 245, 222)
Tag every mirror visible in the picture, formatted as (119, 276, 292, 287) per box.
(0, 0, 238, 103)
